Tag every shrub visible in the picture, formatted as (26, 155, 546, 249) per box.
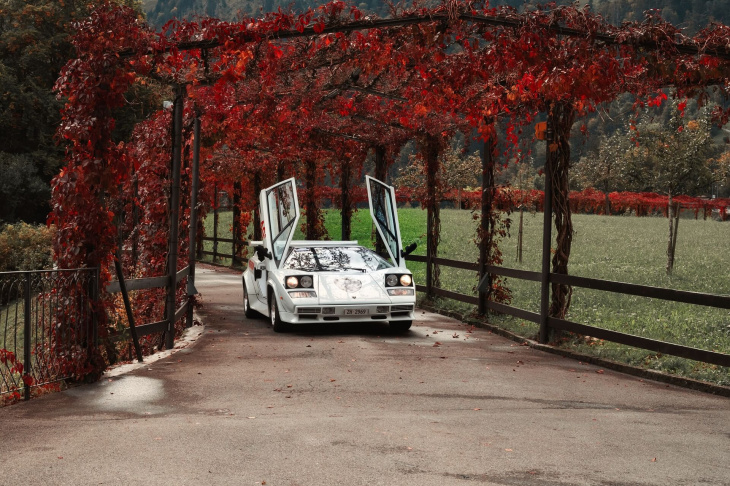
(0, 223, 55, 272)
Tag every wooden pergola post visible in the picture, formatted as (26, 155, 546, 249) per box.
(424, 135, 442, 300)
(186, 116, 201, 329)
(374, 145, 387, 256)
(165, 84, 184, 350)
(233, 181, 242, 265)
(478, 125, 497, 315)
(539, 119, 554, 344)
(340, 158, 352, 240)
(305, 159, 321, 240)
(253, 171, 262, 241)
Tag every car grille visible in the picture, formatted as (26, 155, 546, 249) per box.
(297, 307, 322, 314)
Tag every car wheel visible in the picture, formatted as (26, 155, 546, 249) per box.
(243, 284, 259, 318)
(389, 320, 412, 332)
(269, 294, 289, 333)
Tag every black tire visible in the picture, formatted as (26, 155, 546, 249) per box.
(243, 284, 259, 318)
(389, 320, 412, 332)
(269, 293, 290, 333)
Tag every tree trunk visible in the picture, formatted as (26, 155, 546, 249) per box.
(548, 102, 576, 319)
(667, 194, 679, 275)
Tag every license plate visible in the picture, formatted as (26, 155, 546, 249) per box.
(343, 308, 368, 315)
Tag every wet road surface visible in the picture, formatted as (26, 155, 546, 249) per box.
(1, 264, 728, 485)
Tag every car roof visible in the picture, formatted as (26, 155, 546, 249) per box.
(288, 240, 360, 248)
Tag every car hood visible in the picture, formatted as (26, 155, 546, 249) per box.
(317, 273, 389, 304)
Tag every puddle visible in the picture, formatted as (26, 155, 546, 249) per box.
(66, 376, 168, 415)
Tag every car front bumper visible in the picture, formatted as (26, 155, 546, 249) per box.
(279, 303, 415, 324)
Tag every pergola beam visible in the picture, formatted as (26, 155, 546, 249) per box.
(118, 11, 730, 62)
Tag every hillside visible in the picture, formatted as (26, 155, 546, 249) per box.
(144, 0, 730, 31)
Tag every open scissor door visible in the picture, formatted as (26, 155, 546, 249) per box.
(260, 177, 300, 269)
(366, 175, 404, 268)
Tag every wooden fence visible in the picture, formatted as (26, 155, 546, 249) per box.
(405, 254, 730, 368)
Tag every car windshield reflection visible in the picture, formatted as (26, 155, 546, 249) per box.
(283, 246, 393, 272)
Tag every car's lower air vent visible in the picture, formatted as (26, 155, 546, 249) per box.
(297, 307, 321, 314)
(391, 305, 414, 312)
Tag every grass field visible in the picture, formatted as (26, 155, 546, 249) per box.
(203, 207, 730, 385)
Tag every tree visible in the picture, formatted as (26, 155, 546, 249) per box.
(0, 0, 147, 224)
(572, 132, 630, 214)
(395, 136, 481, 209)
(621, 100, 716, 273)
(710, 149, 730, 198)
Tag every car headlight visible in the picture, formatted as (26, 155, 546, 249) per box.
(286, 276, 299, 288)
(386, 274, 413, 287)
(300, 275, 313, 288)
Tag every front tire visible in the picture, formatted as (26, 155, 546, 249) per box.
(269, 294, 289, 333)
(389, 320, 412, 332)
(243, 284, 259, 318)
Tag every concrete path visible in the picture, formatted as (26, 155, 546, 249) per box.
(1, 264, 728, 486)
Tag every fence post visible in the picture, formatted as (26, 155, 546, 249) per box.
(23, 273, 32, 401)
(539, 120, 554, 344)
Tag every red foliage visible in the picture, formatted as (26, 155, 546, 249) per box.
(49, 1, 730, 378)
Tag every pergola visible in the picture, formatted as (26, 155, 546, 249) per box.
(51, 1, 730, 368)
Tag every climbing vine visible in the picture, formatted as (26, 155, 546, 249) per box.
(49, 0, 730, 375)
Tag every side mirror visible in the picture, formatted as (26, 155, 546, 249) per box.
(255, 245, 272, 261)
(401, 242, 417, 257)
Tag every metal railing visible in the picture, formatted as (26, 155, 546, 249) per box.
(1, 268, 98, 402)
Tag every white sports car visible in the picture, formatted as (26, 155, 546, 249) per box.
(242, 176, 417, 332)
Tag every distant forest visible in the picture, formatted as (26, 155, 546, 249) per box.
(145, 0, 730, 32)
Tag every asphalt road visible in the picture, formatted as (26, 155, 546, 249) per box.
(1, 264, 728, 486)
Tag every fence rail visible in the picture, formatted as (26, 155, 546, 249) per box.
(200, 236, 248, 266)
(105, 265, 192, 343)
(1, 269, 98, 402)
(404, 255, 730, 369)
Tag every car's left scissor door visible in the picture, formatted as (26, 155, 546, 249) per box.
(260, 177, 300, 270)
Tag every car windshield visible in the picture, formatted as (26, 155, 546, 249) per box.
(283, 246, 393, 272)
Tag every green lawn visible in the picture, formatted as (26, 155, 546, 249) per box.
(203, 207, 730, 384)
